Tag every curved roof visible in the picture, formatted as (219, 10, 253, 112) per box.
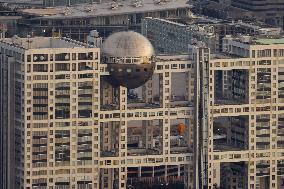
(102, 31, 154, 58)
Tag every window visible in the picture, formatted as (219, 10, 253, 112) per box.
(33, 54, 48, 62)
(55, 63, 70, 71)
(33, 64, 48, 72)
(55, 53, 70, 61)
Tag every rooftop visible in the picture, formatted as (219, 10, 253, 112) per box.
(0, 0, 42, 5)
(19, 7, 62, 16)
(102, 31, 154, 57)
(17, 0, 191, 19)
(0, 36, 89, 49)
(211, 52, 245, 60)
(254, 38, 284, 45)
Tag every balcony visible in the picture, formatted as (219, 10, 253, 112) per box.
(213, 116, 249, 152)
(170, 146, 191, 154)
(128, 102, 160, 110)
(101, 150, 118, 157)
(77, 181, 92, 189)
(55, 182, 70, 189)
(127, 148, 161, 156)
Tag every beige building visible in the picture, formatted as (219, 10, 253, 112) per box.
(0, 36, 101, 189)
(205, 36, 284, 189)
(0, 36, 194, 189)
(2, 32, 284, 189)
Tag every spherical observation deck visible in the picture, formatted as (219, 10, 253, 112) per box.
(102, 31, 155, 89)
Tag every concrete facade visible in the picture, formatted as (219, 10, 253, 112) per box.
(2, 33, 284, 189)
(208, 0, 284, 29)
(0, 36, 194, 189)
(206, 36, 284, 189)
(141, 17, 281, 55)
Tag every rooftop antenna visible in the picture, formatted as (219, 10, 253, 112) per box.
(127, 18, 130, 31)
(26, 35, 32, 49)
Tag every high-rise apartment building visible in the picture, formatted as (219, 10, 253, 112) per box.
(205, 36, 284, 189)
(0, 36, 100, 189)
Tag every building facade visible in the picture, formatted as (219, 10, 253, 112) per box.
(232, 0, 284, 27)
(141, 17, 281, 55)
(142, 17, 218, 54)
(208, 0, 284, 29)
(43, 0, 97, 7)
(0, 36, 195, 189)
(14, 0, 191, 40)
(2, 32, 284, 189)
(205, 36, 284, 189)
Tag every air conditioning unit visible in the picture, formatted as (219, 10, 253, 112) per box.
(111, 2, 119, 10)
(33, 55, 38, 61)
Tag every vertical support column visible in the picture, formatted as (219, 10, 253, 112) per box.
(119, 86, 127, 189)
(212, 163, 220, 187)
(93, 120, 100, 189)
(186, 70, 194, 103)
(6, 57, 16, 189)
(102, 122, 112, 151)
(142, 120, 153, 149)
(248, 115, 256, 189)
(98, 79, 113, 189)
(185, 118, 193, 151)
(101, 81, 114, 153)
(163, 114, 171, 156)
(70, 75, 77, 188)
(101, 169, 112, 189)
(185, 71, 190, 101)
(207, 118, 213, 188)
(165, 165, 168, 183)
(161, 68, 171, 157)
(142, 79, 153, 103)
(270, 158, 277, 189)
(101, 81, 113, 105)
(248, 66, 256, 189)
(227, 117, 232, 144)
(93, 68, 100, 189)
(159, 73, 164, 106)
(193, 47, 210, 189)
(270, 64, 278, 189)
(186, 68, 194, 189)
(177, 165, 180, 177)
(186, 163, 195, 189)
(114, 122, 120, 154)
(138, 167, 142, 178)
